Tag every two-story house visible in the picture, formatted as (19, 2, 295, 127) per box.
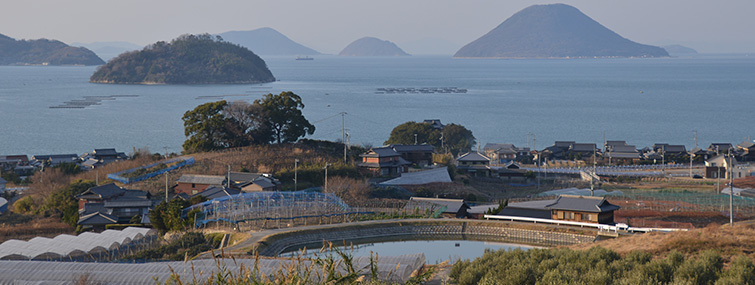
(357, 147, 411, 177)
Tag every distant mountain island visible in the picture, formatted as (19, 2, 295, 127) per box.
(90, 34, 275, 84)
(454, 4, 669, 58)
(0, 33, 104, 66)
(339, 37, 410, 56)
(72, 41, 143, 61)
(218, 28, 319, 56)
(663, 44, 698, 55)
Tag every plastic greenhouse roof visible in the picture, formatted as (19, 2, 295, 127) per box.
(0, 227, 155, 260)
(0, 253, 425, 284)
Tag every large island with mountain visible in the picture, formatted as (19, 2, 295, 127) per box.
(90, 34, 275, 84)
(0, 33, 104, 66)
(454, 4, 668, 58)
(339, 37, 410, 56)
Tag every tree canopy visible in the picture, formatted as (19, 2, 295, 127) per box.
(385, 121, 475, 155)
(254, 91, 315, 144)
(182, 91, 314, 153)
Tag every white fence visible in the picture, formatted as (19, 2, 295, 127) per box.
(483, 215, 688, 233)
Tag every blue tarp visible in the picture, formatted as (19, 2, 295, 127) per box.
(107, 157, 194, 184)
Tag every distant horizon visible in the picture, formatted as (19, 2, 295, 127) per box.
(2, 1, 754, 55)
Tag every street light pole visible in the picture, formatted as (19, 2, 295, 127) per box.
(294, 159, 299, 191)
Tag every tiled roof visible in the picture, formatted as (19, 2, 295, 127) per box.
(407, 197, 469, 214)
(457, 152, 490, 162)
(483, 143, 515, 152)
(79, 183, 125, 200)
(77, 212, 118, 225)
(546, 195, 620, 213)
(569, 143, 597, 152)
(176, 174, 226, 185)
(193, 186, 241, 200)
(500, 195, 620, 214)
(361, 147, 400, 158)
(390, 144, 434, 152)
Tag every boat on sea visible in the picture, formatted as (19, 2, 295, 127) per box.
(295, 56, 314, 60)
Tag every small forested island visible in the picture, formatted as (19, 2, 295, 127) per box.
(90, 34, 275, 84)
(454, 4, 669, 58)
(0, 33, 104, 66)
(339, 37, 410, 56)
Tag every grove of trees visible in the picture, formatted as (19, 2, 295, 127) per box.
(90, 34, 275, 84)
(182, 91, 315, 153)
(384, 121, 475, 155)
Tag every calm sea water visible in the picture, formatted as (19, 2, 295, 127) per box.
(1, 55, 753, 155)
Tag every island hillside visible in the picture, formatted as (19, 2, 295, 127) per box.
(72, 41, 143, 61)
(663, 44, 698, 55)
(339, 37, 410, 56)
(90, 34, 275, 84)
(218, 27, 319, 56)
(0, 33, 104, 66)
(454, 4, 669, 58)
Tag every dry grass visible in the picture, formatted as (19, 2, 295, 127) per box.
(571, 222, 755, 262)
(0, 216, 73, 242)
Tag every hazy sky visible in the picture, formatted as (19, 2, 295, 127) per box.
(3, 0, 754, 54)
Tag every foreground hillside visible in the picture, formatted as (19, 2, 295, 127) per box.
(0, 33, 104, 65)
(90, 34, 275, 84)
(571, 222, 755, 261)
(454, 4, 668, 58)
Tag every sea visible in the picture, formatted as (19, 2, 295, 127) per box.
(1, 54, 753, 156)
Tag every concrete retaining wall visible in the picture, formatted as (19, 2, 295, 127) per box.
(253, 219, 596, 256)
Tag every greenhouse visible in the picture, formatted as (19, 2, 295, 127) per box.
(184, 191, 371, 228)
(0, 253, 426, 284)
(0, 227, 156, 261)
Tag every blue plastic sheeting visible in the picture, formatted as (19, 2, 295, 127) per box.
(107, 157, 194, 184)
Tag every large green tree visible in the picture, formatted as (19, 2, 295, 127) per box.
(254, 91, 315, 144)
(385, 121, 475, 155)
(384, 122, 441, 147)
(442, 123, 476, 156)
(182, 100, 233, 153)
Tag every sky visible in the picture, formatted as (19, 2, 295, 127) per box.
(2, 0, 754, 54)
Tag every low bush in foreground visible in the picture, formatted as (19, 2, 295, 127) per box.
(450, 246, 755, 285)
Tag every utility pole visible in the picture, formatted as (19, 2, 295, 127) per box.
(690, 153, 694, 178)
(693, 130, 698, 149)
(341, 112, 347, 163)
(590, 147, 596, 196)
(729, 149, 734, 225)
(324, 163, 331, 192)
(164, 146, 168, 159)
(227, 165, 231, 188)
(294, 159, 299, 191)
